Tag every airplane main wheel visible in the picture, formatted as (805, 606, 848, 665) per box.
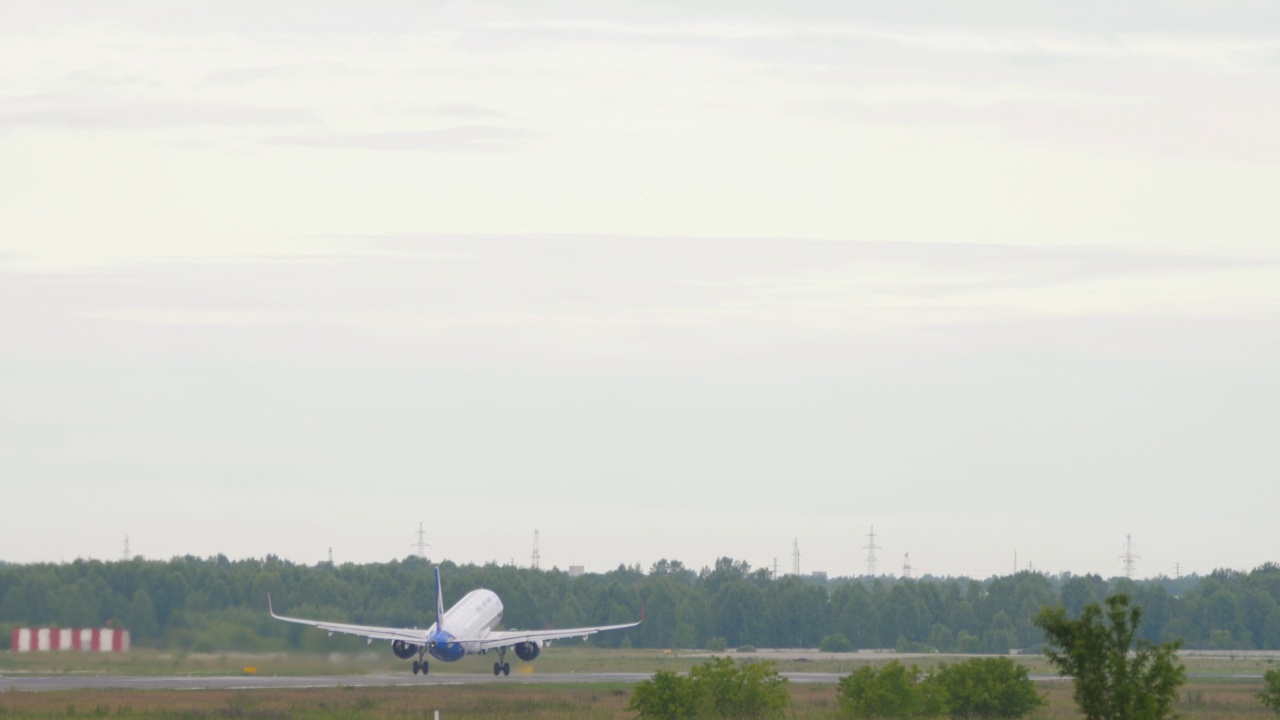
(412, 661, 420, 675)
(421, 661, 429, 676)
(493, 662, 501, 676)
(502, 663, 510, 676)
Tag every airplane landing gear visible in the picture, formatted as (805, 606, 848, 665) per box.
(413, 650, 430, 676)
(492, 647, 511, 677)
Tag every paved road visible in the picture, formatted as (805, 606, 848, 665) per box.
(0, 672, 853, 692)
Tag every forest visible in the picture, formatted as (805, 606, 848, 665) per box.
(3, 556, 1279, 653)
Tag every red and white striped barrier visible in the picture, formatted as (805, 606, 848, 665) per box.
(10, 628, 131, 652)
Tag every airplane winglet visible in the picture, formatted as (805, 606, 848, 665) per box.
(434, 567, 446, 633)
(267, 593, 276, 617)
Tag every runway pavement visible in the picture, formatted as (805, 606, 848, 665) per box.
(0, 671, 850, 692)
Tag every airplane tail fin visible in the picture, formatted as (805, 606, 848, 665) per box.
(434, 567, 445, 633)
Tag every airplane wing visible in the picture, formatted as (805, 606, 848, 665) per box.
(268, 595, 429, 644)
(472, 621, 640, 651)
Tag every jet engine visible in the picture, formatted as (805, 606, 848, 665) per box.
(391, 640, 419, 660)
(514, 640, 541, 662)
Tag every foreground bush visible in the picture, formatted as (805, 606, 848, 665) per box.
(838, 661, 933, 719)
(836, 658, 1043, 720)
(627, 656, 789, 719)
(1036, 594, 1184, 720)
(629, 670, 701, 720)
(931, 658, 1045, 719)
(1260, 667, 1280, 714)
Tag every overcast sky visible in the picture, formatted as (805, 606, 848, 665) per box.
(2, 1, 1277, 580)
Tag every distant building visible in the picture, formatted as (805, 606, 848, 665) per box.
(568, 565, 585, 577)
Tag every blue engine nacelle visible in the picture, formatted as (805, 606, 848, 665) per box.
(514, 640, 541, 662)
(391, 640, 419, 659)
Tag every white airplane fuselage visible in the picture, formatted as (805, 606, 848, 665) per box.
(425, 589, 503, 662)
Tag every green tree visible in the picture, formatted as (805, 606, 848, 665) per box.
(555, 591, 584, 627)
(930, 657, 1045, 719)
(627, 670, 699, 720)
(981, 610, 1018, 654)
(927, 623, 954, 652)
(838, 661, 928, 719)
(689, 656, 789, 719)
(641, 578, 681, 649)
(1035, 593, 1185, 720)
(832, 583, 880, 648)
(627, 657, 788, 720)
(1061, 575, 1108, 617)
(821, 633, 853, 652)
(127, 589, 160, 642)
(1258, 668, 1280, 714)
(711, 580, 766, 647)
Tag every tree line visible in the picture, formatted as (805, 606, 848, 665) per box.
(2, 555, 1280, 652)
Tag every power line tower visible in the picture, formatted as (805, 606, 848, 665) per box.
(771, 558, 779, 581)
(791, 538, 801, 576)
(863, 526, 881, 577)
(121, 535, 130, 562)
(411, 522, 430, 559)
(1120, 534, 1140, 579)
(531, 529, 541, 570)
(902, 552, 913, 579)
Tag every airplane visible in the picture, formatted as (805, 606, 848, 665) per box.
(268, 567, 639, 676)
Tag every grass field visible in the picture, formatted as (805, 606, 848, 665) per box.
(3, 649, 1278, 719)
(0, 678, 1275, 719)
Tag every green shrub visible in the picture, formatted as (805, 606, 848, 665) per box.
(837, 658, 1042, 720)
(705, 636, 728, 652)
(820, 633, 853, 652)
(627, 657, 789, 720)
(931, 657, 1045, 719)
(692, 657, 789, 719)
(627, 670, 698, 720)
(837, 661, 928, 719)
(1258, 667, 1280, 714)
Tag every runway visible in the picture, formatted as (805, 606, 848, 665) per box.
(0, 671, 848, 692)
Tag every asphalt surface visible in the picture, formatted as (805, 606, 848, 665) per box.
(0, 671, 851, 692)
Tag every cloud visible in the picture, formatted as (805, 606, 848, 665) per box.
(0, 94, 314, 131)
(257, 234, 1280, 319)
(84, 308, 294, 327)
(263, 124, 531, 151)
(432, 103, 507, 120)
(804, 95, 1280, 162)
(482, 17, 1280, 68)
(201, 63, 365, 87)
